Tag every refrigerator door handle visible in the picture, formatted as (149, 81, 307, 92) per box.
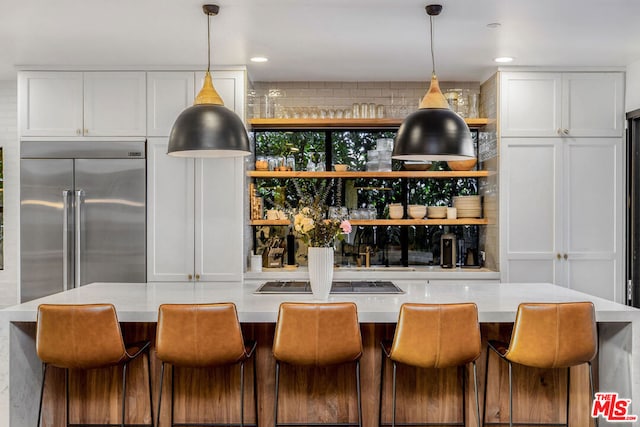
(75, 189, 84, 287)
(62, 190, 71, 291)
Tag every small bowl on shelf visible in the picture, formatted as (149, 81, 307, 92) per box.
(388, 204, 404, 219)
(334, 164, 349, 172)
(427, 206, 447, 219)
(403, 161, 432, 171)
(408, 205, 426, 219)
(447, 158, 477, 171)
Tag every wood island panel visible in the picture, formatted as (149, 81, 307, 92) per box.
(37, 323, 595, 427)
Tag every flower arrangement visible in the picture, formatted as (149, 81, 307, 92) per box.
(290, 180, 352, 248)
(293, 207, 351, 247)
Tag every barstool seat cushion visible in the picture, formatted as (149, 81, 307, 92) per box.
(273, 302, 363, 366)
(156, 303, 250, 367)
(389, 303, 482, 369)
(36, 304, 141, 369)
(503, 302, 597, 368)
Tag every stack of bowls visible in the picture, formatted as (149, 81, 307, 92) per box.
(408, 205, 427, 219)
(427, 206, 447, 219)
(453, 195, 482, 218)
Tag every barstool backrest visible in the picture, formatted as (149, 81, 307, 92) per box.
(36, 304, 127, 369)
(156, 303, 247, 367)
(273, 302, 362, 366)
(390, 303, 481, 368)
(506, 302, 597, 368)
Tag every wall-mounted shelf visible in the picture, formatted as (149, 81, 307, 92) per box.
(249, 118, 490, 130)
(251, 218, 489, 226)
(248, 170, 491, 179)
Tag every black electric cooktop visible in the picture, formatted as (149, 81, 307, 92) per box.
(254, 281, 404, 294)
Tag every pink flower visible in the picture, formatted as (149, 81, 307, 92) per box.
(340, 220, 352, 234)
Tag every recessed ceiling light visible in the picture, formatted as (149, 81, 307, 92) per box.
(486, 22, 501, 29)
(494, 57, 514, 63)
(250, 56, 268, 63)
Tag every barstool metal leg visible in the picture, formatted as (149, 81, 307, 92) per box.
(483, 348, 490, 427)
(147, 352, 154, 427)
(472, 361, 480, 427)
(565, 367, 571, 427)
(589, 362, 598, 427)
(158, 362, 165, 427)
(66, 368, 70, 427)
(392, 361, 397, 427)
(121, 363, 128, 427)
(274, 361, 280, 427)
(356, 360, 362, 427)
(253, 354, 259, 427)
(171, 365, 175, 427)
(379, 347, 385, 427)
(240, 361, 245, 427)
(508, 361, 513, 427)
(37, 363, 48, 427)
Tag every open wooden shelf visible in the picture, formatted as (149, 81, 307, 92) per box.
(247, 170, 491, 179)
(249, 117, 490, 130)
(251, 218, 489, 226)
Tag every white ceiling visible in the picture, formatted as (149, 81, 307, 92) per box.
(2, 0, 640, 82)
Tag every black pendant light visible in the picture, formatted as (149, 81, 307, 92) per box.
(167, 4, 251, 158)
(392, 4, 474, 161)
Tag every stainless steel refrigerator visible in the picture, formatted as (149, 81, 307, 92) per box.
(20, 140, 146, 302)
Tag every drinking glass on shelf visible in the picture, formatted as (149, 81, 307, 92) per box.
(352, 103, 360, 119)
(315, 152, 326, 171)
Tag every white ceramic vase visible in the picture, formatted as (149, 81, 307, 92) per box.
(307, 247, 334, 300)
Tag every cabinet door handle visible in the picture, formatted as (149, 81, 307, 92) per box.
(195, 274, 201, 281)
(563, 253, 568, 260)
(557, 253, 561, 260)
(557, 129, 562, 135)
(84, 128, 89, 135)
(562, 128, 570, 135)
(76, 129, 81, 135)
(187, 274, 193, 280)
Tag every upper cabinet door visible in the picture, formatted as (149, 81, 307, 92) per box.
(83, 71, 146, 136)
(19, 72, 84, 137)
(147, 72, 195, 137)
(562, 73, 624, 137)
(500, 72, 562, 137)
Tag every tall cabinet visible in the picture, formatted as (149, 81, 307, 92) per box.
(500, 71, 625, 302)
(146, 70, 247, 282)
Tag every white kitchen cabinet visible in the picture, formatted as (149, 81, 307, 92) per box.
(19, 71, 146, 137)
(147, 138, 244, 282)
(500, 72, 624, 138)
(147, 72, 195, 137)
(83, 72, 146, 136)
(18, 72, 84, 137)
(501, 137, 624, 302)
(147, 70, 245, 136)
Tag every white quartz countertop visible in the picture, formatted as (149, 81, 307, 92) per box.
(3, 281, 638, 323)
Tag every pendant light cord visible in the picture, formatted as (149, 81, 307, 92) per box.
(207, 12, 211, 73)
(430, 14, 436, 76)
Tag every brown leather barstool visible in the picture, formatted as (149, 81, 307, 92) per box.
(272, 302, 363, 427)
(483, 302, 598, 427)
(155, 303, 257, 427)
(36, 303, 153, 427)
(379, 303, 482, 427)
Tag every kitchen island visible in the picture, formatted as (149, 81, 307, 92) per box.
(1, 281, 638, 427)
